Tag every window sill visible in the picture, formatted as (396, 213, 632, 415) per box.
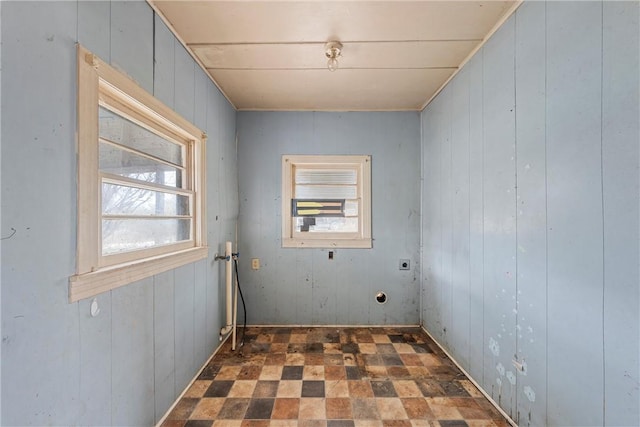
(282, 239, 372, 249)
(69, 246, 208, 302)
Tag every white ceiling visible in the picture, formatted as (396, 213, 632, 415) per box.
(149, 1, 520, 111)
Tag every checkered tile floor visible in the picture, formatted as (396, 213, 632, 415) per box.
(161, 327, 509, 427)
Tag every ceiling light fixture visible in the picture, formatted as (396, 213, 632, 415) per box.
(325, 41, 343, 72)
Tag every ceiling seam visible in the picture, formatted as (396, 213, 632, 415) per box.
(419, 0, 524, 112)
(146, 0, 238, 111)
(186, 39, 484, 46)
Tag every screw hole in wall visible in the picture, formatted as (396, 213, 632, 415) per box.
(375, 291, 387, 304)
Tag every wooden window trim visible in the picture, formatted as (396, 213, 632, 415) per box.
(70, 45, 207, 302)
(282, 155, 372, 249)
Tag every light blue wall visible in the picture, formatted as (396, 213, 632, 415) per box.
(0, 1, 237, 425)
(421, 2, 639, 426)
(237, 112, 421, 325)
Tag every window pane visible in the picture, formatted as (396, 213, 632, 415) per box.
(99, 106, 183, 166)
(100, 142, 183, 187)
(295, 169, 357, 185)
(102, 182, 190, 216)
(102, 218, 191, 255)
(295, 216, 358, 233)
(295, 185, 357, 199)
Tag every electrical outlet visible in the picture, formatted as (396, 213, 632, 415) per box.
(399, 259, 410, 270)
(251, 258, 260, 270)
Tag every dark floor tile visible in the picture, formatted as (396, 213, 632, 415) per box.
(198, 364, 221, 380)
(362, 354, 383, 366)
(416, 379, 446, 397)
(249, 343, 271, 353)
(244, 398, 275, 419)
(217, 398, 250, 419)
(401, 333, 418, 343)
(381, 354, 404, 366)
(306, 343, 324, 353)
(167, 398, 199, 420)
(388, 335, 405, 343)
(370, 381, 398, 397)
(161, 420, 185, 427)
(184, 421, 213, 427)
(439, 380, 470, 397)
(308, 329, 340, 344)
(410, 343, 433, 353)
(253, 380, 279, 398)
(301, 380, 325, 397)
(341, 343, 359, 354)
(204, 381, 234, 398)
(325, 332, 341, 344)
(282, 365, 304, 380)
(438, 421, 469, 427)
(327, 421, 355, 427)
(376, 344, 397, 354)
(243, 334, 258, 344)
(345, 366, 362, 380)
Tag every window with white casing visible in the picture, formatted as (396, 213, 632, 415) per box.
(70, 45, 207, 302)
(282, 155, 372, 248)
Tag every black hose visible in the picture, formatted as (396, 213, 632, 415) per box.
(233, 258, 247, 347)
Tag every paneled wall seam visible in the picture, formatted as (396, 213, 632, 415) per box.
(480, 46, 486, 391)
(543, 3, 549, 424)
(598, 1, 605, 421)
(466, 61, 472, 373)
(512, 15, 519, 423)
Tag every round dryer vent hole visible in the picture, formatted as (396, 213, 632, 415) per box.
(375, 291, 387, 304)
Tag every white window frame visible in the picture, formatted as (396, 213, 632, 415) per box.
(69, 45, 207, 302)
(282, 155, 372, 249)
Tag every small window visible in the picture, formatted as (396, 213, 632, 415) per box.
(282, 155, 371, 248)
(70, 45, 207, 302)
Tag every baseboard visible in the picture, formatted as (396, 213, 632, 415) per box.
(420, 326, 518, 427)
(244, 324, 421, 328)
(155, 333, 231, 427)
